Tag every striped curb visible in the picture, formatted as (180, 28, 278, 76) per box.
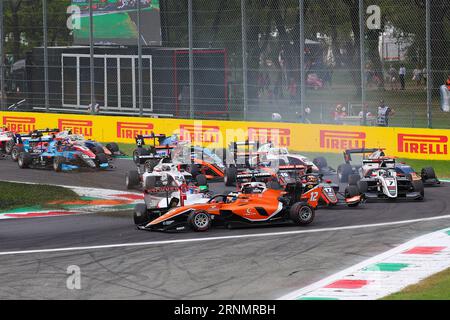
(279, 227, 450, 300)
(0, 185, 144, 220)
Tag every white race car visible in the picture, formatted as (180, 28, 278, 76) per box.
(249, 143, 320, 172)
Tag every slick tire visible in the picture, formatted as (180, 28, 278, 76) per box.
(313, 157, 328, 170)
(421, 167, 436, 180)
(412, 180, 425, 201)
(5, 139, 15, 154)
(133, 203, 150, 226)
(18, 152, 31, 169)
(337, 163, 353, 183)
(126, 170, 140, 189)
(53, 156, 65, 172)
(11, 145, 24, 162)
(133, 148, 150, 165)
(106, 142, 119, 153)
(348, 174, 361, 186)
(357, 180, 368, 193)
(187, 164, 199, 178)
(96, 153, 109, 168)
(224, 166, 237, 186)
(345, 185, 360, 200)
(188, 210, 212, 232)
(195, 174, 208, 187)
(144, 176, 157, 189)
(92, 146, 104, 155)
(289, 203, 315, 226)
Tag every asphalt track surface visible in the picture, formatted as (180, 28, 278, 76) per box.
(0, 158, 449, 299)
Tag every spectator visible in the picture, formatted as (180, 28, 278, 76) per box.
(333, 104, 347, 125)
(377, 100, 395, 127)
(399, 65, 406, 90)
(288, 78, 297, 104)
(412, 66, 422, 87)
(422, 67, 427, 86)
(388, 65, 398, 90)
(446, 74, 450, 91)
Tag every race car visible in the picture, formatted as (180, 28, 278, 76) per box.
(17, 138, 109, 172)
(132, 133, 225, 181)
(9, 128, 60, 161)
(337, 148, 440, 186)
(134, 181, 316, 232)
(299, 173, 362, 208)
(249, 143, 322, 173)
(0, 127, 16, 158)
(348, 165, 425, 201)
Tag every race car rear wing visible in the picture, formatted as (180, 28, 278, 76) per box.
(343, 148, 385, 163)
(135, 133, 168, 148)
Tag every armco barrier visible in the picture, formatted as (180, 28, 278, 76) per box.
(1, 112, 449, 161)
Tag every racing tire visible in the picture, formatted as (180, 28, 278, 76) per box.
(18, 152, 31, 169)
(357, 180, 368, 194)
(412, 180, 425, 201)
(106, 142, 119, 153)
(348, 174, 361, 186)
(53, 156, 66, 172)
(144, 176, 157, 190)
(187, 210, 212, 232)
(133, 203, 150, 226)
(11, 145, 24, 162)
(92, 146, 104, 155)
(313, 157, 328, 170)
(126, 170, 140, 189)
(5, 139, 15, 154)
(187, 164, 199, 178)
(224, 166, 237, 186)
(96, 153, 109, 168)
(289, 203, 315, 226)
(195, 174, 208, 187)
(267, 179, 282, 190)
(133, 148, 150, 165)
(345, 185, 360, 198)
(421, 167, 436, 180)
(337, 164, 353, 183)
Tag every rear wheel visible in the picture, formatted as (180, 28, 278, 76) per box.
(348, 174, 361, 186)
(106, 142, 119, 153)
(11, 145, 24, 162)
(53, 156, 65, 172)
(195, 174, 208, 186)
(126, 170, 140, 189)
(224, 166, 237, 186)
(133, 203, 149, 226)
(313, 157, 328, 170)
(412, 180, 425, 201)
(187, 164, 199, 178)
(421, 167, 436, 180)
(5, 139, 15, 154)
(133, 148, 150, 165)
(96, 153, 109, 168)
(188, 210, 211, 232)
(18, 152, 31, 169)
(357, 180, 368, 193)
(289, 203, 315, 226)
(337, 164, 353, 183)
(144, 175, 157, 189)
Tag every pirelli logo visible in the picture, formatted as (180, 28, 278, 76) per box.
(58, 119, 93, 137)
(248, 127, 291, 147)
(180, 125, 220, 143)
(2, 116, 36, 133)
(398, 134, 448, 155)
(117, 122, 154, 139)
(320, 130, 366, 150)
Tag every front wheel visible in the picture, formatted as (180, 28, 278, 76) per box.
(289, 203, 315, 226)
(11, 145, 24, 162)
(133, 203, 150, 226)
(18, 152, 31, 169)
(224, 166, 237, 186)
(53, 156, 65, 172)
(188, 210, 211, 232)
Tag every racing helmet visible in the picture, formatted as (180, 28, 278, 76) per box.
(307, 175, 318, 184)
(241, 182, 266, 194)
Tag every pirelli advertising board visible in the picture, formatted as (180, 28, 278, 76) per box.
(1, 112, 449, 161)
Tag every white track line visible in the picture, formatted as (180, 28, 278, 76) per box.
(278, 227, 450, 300)
(2, 214, 450, 256)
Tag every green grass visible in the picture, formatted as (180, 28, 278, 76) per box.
(0, 181, 80, 211)
(383, 268, 450, 300)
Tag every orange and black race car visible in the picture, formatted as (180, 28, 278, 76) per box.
(298, 173, 362, 208)
(134, 181, 316, 232)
